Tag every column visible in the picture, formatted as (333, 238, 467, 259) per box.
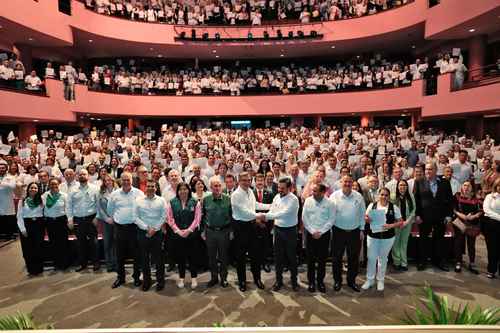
(313, 116, 322, 128)
(411, 112, 421, 131)
(468, 35, 487, 80)
(465, 115, 484, 140)
(360, 114, 373, 128)
(128, 119, 135, 132)
(12, 44, 33, 73)
(18, 122, 36, 142)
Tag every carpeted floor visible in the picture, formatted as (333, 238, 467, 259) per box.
(0, 238, 499, 329)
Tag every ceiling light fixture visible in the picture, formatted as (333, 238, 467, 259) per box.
(150, 47, 154, 51)
(215, 55, 220, 58)
(468, 28, 475, 32)
(33, 119, 39, 122)
(280, 54, 284, 57)
(331, 45, 335, 49)
(212, 50, 217, 53)
(88, 39, 93, 43)
(411, 45, 416, 49)
(28, 37, 34, 41)
(158, 54, 163, 58)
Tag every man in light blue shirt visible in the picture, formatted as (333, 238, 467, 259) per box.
(258, 177, 300, 291)
(329, 175, 366, 293)
(135, 179, 166, 291)
(67, 169, 100, 272)
(108, 172, 144, 289)
(302, 183, 335, 293)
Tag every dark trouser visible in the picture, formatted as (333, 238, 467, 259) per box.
(0, 214, 17, 239)
(46, 216, 69, 269)
(74, 215, 98, 267)
(275, 225, 298, 284)
(138, 230, 164, 285)
(100, 220, 117, 270)
(115, 223, 141, 281)
(20, 218, 45, 275)
(206, 227, 231, 281)
(306, 231, 331, 285)
(453, 225, 477, 264)
(234, 221, 264, 283)
(416, 221, 445, 265)
(332, 226, 361, 285)
(172, 232, 199, 279)
(483, 218, 500, 275)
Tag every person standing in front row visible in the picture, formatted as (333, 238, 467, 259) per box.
(17, 183, 45, 276)
(203, 176, 232, 288)
(258, 177, 300, 291)
(166, 182, 202, 289)
(135, 179, 167, 292)
(414, 163, 454, 271)
(363, 187, 403, 291)
(67, 169, 100, 272)
(329, 175, 366, 293)
(108, 172, 144, 289)
(42, 178, 70, 271)
(483, 178, 500, 279)
(302, 183, 335, 293)
(231, 172, 270, 292)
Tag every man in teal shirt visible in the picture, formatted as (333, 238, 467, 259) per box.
(203, 176, 232, 288)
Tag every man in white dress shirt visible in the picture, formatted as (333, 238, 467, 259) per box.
(108, 172, 144, 289)
(67, 169, 100, 272)
(302, 183, 335, 293)
(0, 162, 17, 239)
(231, 172, 270, 292)
(135, 179, 167, 291)
(59, 169, 79, 194)
(258, 177, 300, 291)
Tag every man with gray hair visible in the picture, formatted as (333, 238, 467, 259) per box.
(59, 168, 79, 194)
(202, 176, 232, 288)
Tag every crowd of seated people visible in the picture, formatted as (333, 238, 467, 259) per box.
(83, 0, 411, 26)
(0, 123, 499, 293)
(83, 56, 421, 95)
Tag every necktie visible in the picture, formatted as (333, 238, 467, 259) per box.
(258, 190, 263, 203)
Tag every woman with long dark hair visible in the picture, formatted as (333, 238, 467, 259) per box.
(482, 178, 500, 279)
(17, 182, 44, 276)
(166, 182, 202, 289)
(391, 180, 415, 271)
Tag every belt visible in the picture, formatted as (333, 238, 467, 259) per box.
(74, 214, 96, 220)
(206, 224, 231, 231)
(24, 217, 42, 222)
(46, 216, 66, 221)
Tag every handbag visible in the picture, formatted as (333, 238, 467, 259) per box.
(452, 217, 466, 233)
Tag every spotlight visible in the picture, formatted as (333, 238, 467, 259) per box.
(288, 31, 294, 38)
(247, 32, 253, 40)
(202, 32, 209, 40)
(297, 30, 304, 38)
(215, 32, 221, 41)
(277, 29, 283, 39)
(191, 29, 196, 40)
(310, 30, 317, 37)
(263, 31, 269, 39)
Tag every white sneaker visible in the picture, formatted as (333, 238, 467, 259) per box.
(377, 280, 384, 291)
(191, 278, 198, 289)
(361, 279, 374, 290)
(177, 279, 185, 288)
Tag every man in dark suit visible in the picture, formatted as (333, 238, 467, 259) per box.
(254, 173, 274, 273)
(414, 162, 454, 271)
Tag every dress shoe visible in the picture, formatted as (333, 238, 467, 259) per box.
(111, 279, 125, 289)
(75, 265, 87, 272)
(400, 265, 408, 272)
(272, 281, 283, 292)
(238, 282, 247, 292)
(437, 263, 449, 272)
(263, 264, 271, 273)
(361, 279, 374, 290)
(156, 283, 165, 291)
(191, 278, 198, 289)
(220, 280, 229, 288)
(142, 281, 151, 292)
(308, 284, 316, 293)
(376, 280, 384, 291)
(468, 264, 479, 275)
(254, 279, 265, 290)
(93, 263, 101, 272)
(417, 264, 426, 271)
(207, 279, 219, 288)
(177, 279, 185, 288)
(486, 272, 495, 279)
(317, 282, 326, 293)
(455, 263, 462, 273)
(134, 279, 142, 287)
(348, 283, 361, 292)
(334, 282, 342, 291)
(291, 281, 299, 291)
